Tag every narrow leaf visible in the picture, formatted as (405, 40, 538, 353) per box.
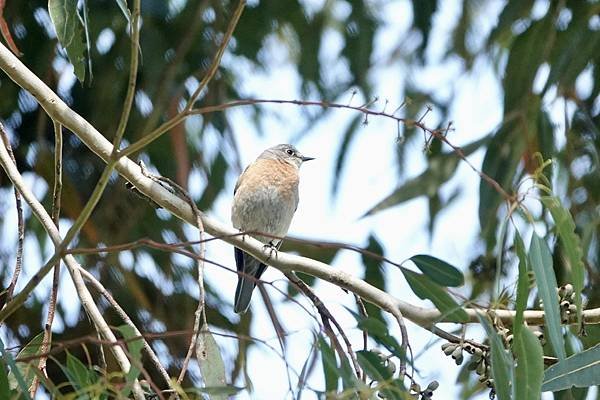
(0, 337, 33, 399)
(196, 324, 228, 400)
(401, 268, 468, 323)
(480, 316, 514, 400)
(48, 0, 87, 82)
(542, 343, 600, 391)
(0, 359, 11, 398)
(541, 196, 585, 327)
(65, 352, 96, 390)
(356, 351, 402, 400)
(117, 325, 143, 397)
(356, 317, 404, 360)
(7, 332, 44, 392)
(513, 231, 529, 333)
(529, 233, 566, 360)
(409, 254, 464, 287)
(513, 328, 544, 399)
(318, 335, 339, 393)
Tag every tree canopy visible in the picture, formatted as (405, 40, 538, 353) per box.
(0, 0, 599, 399)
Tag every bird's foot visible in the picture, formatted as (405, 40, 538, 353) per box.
(263, 241, 278, 261)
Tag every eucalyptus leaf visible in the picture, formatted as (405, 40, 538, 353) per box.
(542, 343, 600, 391)
(513, 328, 544, 399)
(541, 196, 585, 327)
(196, 324, 228, 400)
(529, 233, 566, 360)
(409, 254, 464, 287)
(48, 0, 87, 82)
(319, 335, 339, 393)
(401, 268, 468, 323)
(480, 316, 514, 400)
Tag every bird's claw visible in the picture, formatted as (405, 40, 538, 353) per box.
(263, 241, 278, 261)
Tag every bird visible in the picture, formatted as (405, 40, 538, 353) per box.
(231, 144, 314, 314)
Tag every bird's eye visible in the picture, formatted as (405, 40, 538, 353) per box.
(286, 149, 294, 155)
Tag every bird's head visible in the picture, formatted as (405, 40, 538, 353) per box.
(260, 144, 315, 168)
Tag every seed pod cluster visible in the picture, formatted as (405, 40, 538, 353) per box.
(407, 380, 439, 399)
(441, 341, 496, 395)
(557, 284, 578, 323)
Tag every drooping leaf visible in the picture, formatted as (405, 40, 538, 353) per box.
(541, 196, 585, 327)
(409, 254, 464, 287)
(64, 351, 97, 391)
(117, 325, 144, 397)
(362, 156, 458, 217)
(196, 324, 228, 400)
(410, 0, 438, 60)
(542, 343, 600, 392)
(503, 13, 554, 112)
(480, 316, 514, 400)
(365, 133, 489, 218)
(1, 335, 35, 399)
(356, 351, 403, 400)
(513, 231, 529, 331)
(361, 234, 386, 322)
(355, 316, 404, 360)
(0, 359, 10, 398)
(332, 114, 362, 195)
(7, 332, 44, 393)
(48, 0, 87, 82)
(529, 233, 566, 360)
(401, 268, 468, 323)
(513, 327, 544, 399)
(319, 335, 339, 393)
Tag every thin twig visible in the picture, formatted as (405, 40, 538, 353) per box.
(78, 268, 177, 396)
(119, 0, 246, 158)
(0, 142, 146, 400)
(0, 124, 23, 307)
(184, 0, 246, 111)
(31, 120, 64, 397)
(285, 272, 362, 379)
(112, 0, 141, 149)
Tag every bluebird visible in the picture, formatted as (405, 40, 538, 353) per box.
(231, 144, 314, 314)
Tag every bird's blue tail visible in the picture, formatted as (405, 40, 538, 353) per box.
(234, 248, 266, 314)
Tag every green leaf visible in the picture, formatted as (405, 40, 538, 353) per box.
(513, 231, 529, 332)
(64, 352, 96, 391)
(318, 335, 339, 393)
(0, 359, 11, 398)
(479, 120, 525, 250)
(409, 254, 464, 287)
(362, 156, 458, 217)
(542, 343, 600, 392)
(541, 196, 585, 327)
(503, 14, 554, 112)
(356, 317, 404, 360)
(356, 351, 402, 400)
(7, 332, 44, 393)
(480, 316, 514, 400)
(196, 324, 228, 400)
(529, 233, 566, 360)
(361, 234, 386, 321)
(116, 325, 143, 397)
(1, 336, 33, 399)
(513, 327, 544, 399)
(48, 0, 87, 82)
(401, 268, 468, 323)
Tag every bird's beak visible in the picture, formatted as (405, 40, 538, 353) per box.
(301, 156, 315, 162)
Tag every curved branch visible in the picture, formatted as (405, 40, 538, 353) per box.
(0, 41, 599, 337)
